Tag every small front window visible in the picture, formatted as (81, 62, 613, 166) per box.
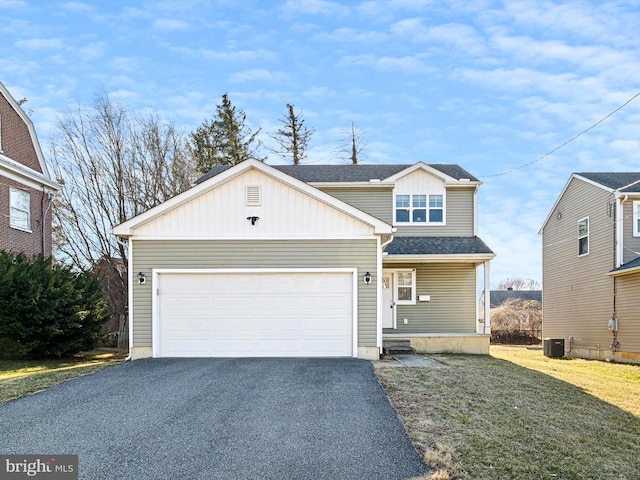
(395, 270, 416, 304)
(395, 195, 410, 222)
(412, 195, 426, 222)
(578, 217, 589, 256)
(10, 188, 31, 232)
(429, 195, 443, 222)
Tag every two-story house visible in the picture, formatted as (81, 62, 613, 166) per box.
(0, 81, 59, 256)
(540, 172, 640, 364)
(112, 159, 495, 359)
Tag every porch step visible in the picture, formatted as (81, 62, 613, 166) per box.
(383, 339, 416, 356)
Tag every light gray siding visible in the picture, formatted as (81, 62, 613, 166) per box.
(542, 178, 615, 348)
(615, 273, 640, 354)
(622, 199, 640, 264)
(132, 239, 378, 349)
(319, 186, 393, 224)
(394, 187, 475, 237)
(384, 263, 477, 334)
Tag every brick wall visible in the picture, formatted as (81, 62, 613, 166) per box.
(0, 175, 53, 257)
(0, 94, 42, 173)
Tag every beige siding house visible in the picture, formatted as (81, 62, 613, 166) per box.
(113, 159, 494, 359)
(540, 173, 640, 364)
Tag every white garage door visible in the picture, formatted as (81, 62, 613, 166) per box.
(156, 271, 354, 357)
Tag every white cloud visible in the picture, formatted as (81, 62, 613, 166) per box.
(152, 18, 189, 31)
(15, 38, 64, 49)
(229, 69, 287, 83)
(282, 0, 350, 17)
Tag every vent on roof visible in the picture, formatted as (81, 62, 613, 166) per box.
(245, 185, 261, 206)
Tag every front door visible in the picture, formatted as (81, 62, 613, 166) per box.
(382, 272, 395, 329)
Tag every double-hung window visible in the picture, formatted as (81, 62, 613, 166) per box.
(395, 194, 444, 224)
(578, 217, 589, 256)
(634, 201, 640, 237)
(10, 188, 31, 231)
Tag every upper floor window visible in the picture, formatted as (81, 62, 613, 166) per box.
(10, 187, 31, 232)
(634, 201, 640, 237)
(395, 194, 444, 224)
(578, 217, 589, 256)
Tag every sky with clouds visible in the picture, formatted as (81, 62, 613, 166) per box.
(2, 0, 640, 287)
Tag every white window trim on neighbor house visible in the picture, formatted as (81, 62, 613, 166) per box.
(578, 216, 589, 256)
(10, 187, 31, 232)
(385, 268, 417, 305)
(394, 193, 445, 225)
(634, 201, 640, 237)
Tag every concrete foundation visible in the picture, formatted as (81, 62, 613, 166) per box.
(384, 333, 490, 355)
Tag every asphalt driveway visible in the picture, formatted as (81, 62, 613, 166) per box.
(0, 358, 426, 479)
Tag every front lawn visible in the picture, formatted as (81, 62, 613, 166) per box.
(376, 345, 640, 480)
(0, 351, 127, 404)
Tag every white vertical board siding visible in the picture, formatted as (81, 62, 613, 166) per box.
(383, 263, 477, 334)
(542, 178, 615, 345)
(132, 239, 378, 350)
(133, 169, 374, 238)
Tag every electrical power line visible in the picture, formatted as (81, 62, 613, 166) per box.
(482, 91, 640, 178)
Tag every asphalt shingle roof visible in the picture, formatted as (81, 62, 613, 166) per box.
(489, 290, 542, 308)
(578, 172, 640, 192)
(385, 236, 494, 256)
(610, 256, 640, 274)
(195, 163, 480, 185)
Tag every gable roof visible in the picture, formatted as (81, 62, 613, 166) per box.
(195, 163, 480, 185)
(384, 236, 494, 262)
(0, 81, 57, 191)
(112, 159, 394, 237)
(489, 290, 542, 308)
(577, 172, 640, 193)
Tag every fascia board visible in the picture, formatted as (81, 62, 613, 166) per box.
(607, 266, 640, 277)
(0, 154, 60, 191)
(383, 253, 496, 263)
(309, 181, 395, 188)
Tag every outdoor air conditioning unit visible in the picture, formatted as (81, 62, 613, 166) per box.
(543, 338, 565, 358)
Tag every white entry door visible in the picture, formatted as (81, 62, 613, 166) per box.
(155, 271, 355, 357)
(382, 272, 395, 329)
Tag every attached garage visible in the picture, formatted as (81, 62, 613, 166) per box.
(155, 270, 356, 357)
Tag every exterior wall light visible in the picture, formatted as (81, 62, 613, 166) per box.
(137, 272, 146, 285)
(364, 272, 372, 284)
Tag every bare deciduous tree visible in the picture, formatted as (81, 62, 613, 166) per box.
(336, 121, 366, 164)
(269, 103, 314, 164)
(497, 277, 540, 290)
(51, 92, 195, 340)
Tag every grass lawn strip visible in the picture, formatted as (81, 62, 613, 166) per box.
(376, 346, 640, 480)
(0, 352, 127, 404)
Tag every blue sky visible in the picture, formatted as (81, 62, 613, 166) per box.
(2, 0, 640, 287)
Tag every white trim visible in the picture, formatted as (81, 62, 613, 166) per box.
(118, 234, 381, 241)
(308, 181, 395, 188)
(128, 238, 134, 352)
(384, 162, 457, 183)
(384, 253, 495, 264)
(393, 193, 446, 226)
(384, 268, 416, 306)
(473, 185, 479, 236)
(0, 81, 54, 181)
(151, 268, 359, 358)
(9, 186, 31, 231)
(376, 236, 382, 351)
(112, 159, 393, 237)
(0, 154, 60, 191)
(633, 201, 640, 237)
(578, 216, 589, 256)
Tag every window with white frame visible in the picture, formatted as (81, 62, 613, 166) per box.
(395, 270, 416, 305)
(395, 194, 444, 224)
(10, 188, 31, 231)
(634, 201, 640, 237)
(578, 217, 589, 256)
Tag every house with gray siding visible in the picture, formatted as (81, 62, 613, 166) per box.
(112, 159, 495, 360)
(540, 173, 640, 364)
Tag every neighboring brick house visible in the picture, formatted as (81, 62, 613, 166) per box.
(0, 81, 59, 257)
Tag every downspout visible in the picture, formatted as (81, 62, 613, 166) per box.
(41, 188, 53, 256)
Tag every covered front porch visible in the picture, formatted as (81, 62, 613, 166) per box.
(381, 236, 495, 355)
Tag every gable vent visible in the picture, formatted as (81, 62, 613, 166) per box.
(245, 185, 261, 206)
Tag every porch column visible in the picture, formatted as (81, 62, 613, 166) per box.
(483, 261, 491, 335)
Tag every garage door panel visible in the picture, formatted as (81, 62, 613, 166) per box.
(157, 272, 354, 357)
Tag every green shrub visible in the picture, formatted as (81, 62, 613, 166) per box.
(0, 252, 109, 359)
